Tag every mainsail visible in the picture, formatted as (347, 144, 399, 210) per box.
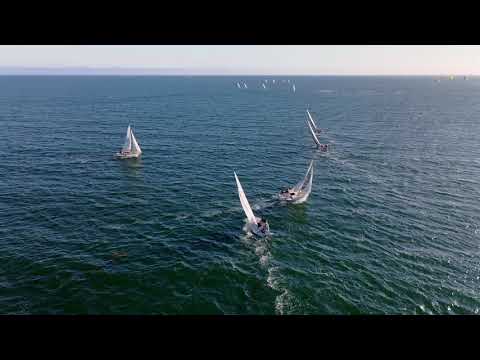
(292, 84, 296, 92)
(234, 172, 257, 225)
(306, 118, 321, 147)
(306, 109, 319, 130)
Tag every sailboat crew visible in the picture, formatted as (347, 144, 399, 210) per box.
(257, 218, 268, 234)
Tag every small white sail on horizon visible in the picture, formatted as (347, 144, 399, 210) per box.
(236, 82, 241, 88)
(234, 172, 270, 237)
(292, 84, 296, 92)
(115, 125, 142, 159)
(262, 83, 266, 89)
(244, 83, 248, 89)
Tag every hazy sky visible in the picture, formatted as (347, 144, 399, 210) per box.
(0, 45, 478, 75)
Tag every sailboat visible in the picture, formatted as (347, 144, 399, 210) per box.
(236, 82, 241, 88)
(234, 172, 270, 237)
(279, 161, 314, 204)
(243, 83, 248, 89)
(292, 84, 296, 93)
(306, 109, 322, 134)
(115, 125, 142, 159)
(262, 83, 266, 89)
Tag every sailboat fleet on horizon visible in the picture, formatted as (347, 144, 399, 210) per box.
(235, 79, 296, 92)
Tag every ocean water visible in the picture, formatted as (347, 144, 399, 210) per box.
(2, 75, 480, 314)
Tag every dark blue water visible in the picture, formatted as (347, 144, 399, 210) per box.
(2, 76, 480, 314)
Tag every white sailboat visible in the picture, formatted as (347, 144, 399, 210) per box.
(292, 84, 296, 93)
(234, 172, 270, 237)
(236, 82, 241, 88)
(115, 125, 142, 159)
(262, 83, 266, 89)
(306, 109, 322, 134)
(279, 161, 314, 204)
(244, 83, 248, 89)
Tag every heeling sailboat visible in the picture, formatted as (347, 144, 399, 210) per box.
(279, 161, 314, 204)
(234, 172, 270, 237)
(115, 125, 142, 159)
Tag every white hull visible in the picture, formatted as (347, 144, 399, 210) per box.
(279, 191, 310, 204)
(115, 152, 141, 159)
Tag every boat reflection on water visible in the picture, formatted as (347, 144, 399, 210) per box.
(118, 156, 143, 178)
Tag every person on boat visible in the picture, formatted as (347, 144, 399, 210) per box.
(257, 218, 268, 233)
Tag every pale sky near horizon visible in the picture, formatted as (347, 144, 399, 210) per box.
(0, 45, 478, 75)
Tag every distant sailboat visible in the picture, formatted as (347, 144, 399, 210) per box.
(272, 79, 276, 84)
(292, 84, 296, 93)
(236, 82, 241, 88)
(234, 172, 270, 237)
(244, 83, 248, 89)
(115, 125, 142, 159)
(262, 83, 266, 89)
(279, 161, 314, 204)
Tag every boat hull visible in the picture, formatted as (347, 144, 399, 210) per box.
(115, 152, 141, 159)
(279, 192, 310, 204)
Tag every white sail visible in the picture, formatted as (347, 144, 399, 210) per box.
(293, 163, 313, 204)
(262, 83, 266, 89)
(306, 109, 318, 130)
(234, 172, 257, 225)
(279, 161, 314, 204)
(292, 160, 314, 193)
(292, 84, 296, 92)
(237, 82, 241, 88)
(122, 125, 132, 152)
(130, 129, 142, 155)
(244, 83, 248, 89)
(306, 118, 321, 147)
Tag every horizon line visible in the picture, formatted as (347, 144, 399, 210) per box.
(0, 67, 473, 77)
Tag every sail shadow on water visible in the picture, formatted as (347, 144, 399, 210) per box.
(118, 156, 144, 178)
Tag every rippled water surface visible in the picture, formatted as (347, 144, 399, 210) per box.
(2, 76, 480, 314)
